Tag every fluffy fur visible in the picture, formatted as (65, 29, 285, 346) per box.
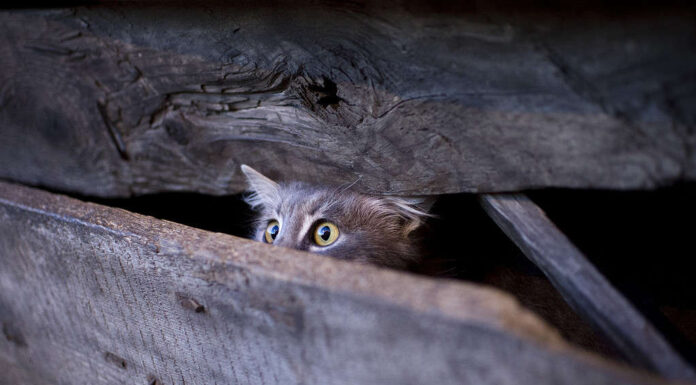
(241, 165, 432, 268)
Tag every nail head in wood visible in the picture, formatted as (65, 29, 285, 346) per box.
(104, 351, 127, 369)
(176, 292, 206, 313)
(2, 322, 27, 347)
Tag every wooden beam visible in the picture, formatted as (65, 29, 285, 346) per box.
(480, 193, 696, 382)
(0, 181, 677, 384)
(1, 3, 695, 197)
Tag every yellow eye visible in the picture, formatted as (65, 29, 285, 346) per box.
(264, 220, 280, 243)
(313, 222, 339, 246)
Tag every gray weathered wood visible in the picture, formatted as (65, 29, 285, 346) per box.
(1, 3, 695, 197)
(480, 193, 696, 382)
(0, 180, 678, 385)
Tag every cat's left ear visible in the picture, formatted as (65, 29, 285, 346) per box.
(396, 196, 436, 213)
(384, 196, 436, 236)
(240, 164, 281, 209)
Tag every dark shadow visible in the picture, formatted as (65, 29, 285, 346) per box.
(91, 192, 255, 239)
(528, 183, 696, 366)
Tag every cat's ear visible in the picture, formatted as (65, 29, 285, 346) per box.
(384, 196, 436, 236)
(240, 164, 281, 209)
(396, 196, 436, 213)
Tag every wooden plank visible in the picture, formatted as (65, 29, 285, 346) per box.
(0, 180, 678, 385)
(480, 193, 696, 382)
(1, 3, 695, 197)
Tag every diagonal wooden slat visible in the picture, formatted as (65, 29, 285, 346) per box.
(480, 193, 696, 382)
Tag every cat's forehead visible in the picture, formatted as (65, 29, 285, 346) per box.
(276, 183, 348, 214)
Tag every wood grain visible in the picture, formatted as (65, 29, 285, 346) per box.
(1, 3, 695, 197)
(0, 180, 679, 384)
(480, 193, 696, 382)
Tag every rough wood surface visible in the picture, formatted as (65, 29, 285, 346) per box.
(0, 180, 678, 385)
(480, 193, 696, 382)
(1, 3, 695, 197)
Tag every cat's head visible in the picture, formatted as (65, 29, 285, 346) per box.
(241, 165, 433, 268)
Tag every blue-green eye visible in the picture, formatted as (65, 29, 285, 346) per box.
(264, 220, 280, 243)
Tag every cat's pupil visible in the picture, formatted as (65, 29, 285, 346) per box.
(269, 225, 279, 239)
(319, 226, 331, 241)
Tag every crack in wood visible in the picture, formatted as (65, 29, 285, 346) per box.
(97, 101, 130, 161)
(308, 76, 343, 107)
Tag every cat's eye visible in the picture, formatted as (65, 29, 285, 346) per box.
(264, 220, 280, 243)
(313, 222, 339, 246)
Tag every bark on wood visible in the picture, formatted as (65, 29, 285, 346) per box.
(0, 180, 677, 385)
(480, 193, 696, 382)
(0, 3, 695, 197)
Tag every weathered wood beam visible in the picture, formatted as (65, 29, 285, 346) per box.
(1, 3, 695, 197)
(0, 180, 679, 385)
(480, 193, 696, 382)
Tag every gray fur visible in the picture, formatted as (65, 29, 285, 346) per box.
(241, 165, 430, 268)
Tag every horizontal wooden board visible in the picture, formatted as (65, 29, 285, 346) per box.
(0, 181, 678, 384)
(0, 2, 695, 197)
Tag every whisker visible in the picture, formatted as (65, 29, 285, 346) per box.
(334, 175, 362, 194)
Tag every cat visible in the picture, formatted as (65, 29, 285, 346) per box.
(240, 164, 432, 268)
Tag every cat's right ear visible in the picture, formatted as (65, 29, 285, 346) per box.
(240, 164, 281, 210)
